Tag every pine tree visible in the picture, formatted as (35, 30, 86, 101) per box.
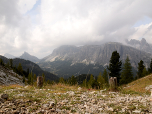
(33, 74, 37, 82)
(108, 51, 122, 84)
(97, 72, 105, 89)
(148, 59, 152, 74)
(59, 77, 65, 84)
(120, 56, 133, 84)
(142, 67, 148, 77)
(10, 59, 13, 68)
(31, 73, 34, 85)
(18, 63, 23, 75)
(27, 73, 31, 84)
(0, 59, 4, 66)
(88, 74, 95, 88)
(6, 62, 10, 68)
(70, 75, 77, 85)
(42, 73, 45, 83)
(82, 79, 87, 87)
(23, 75, 25, 83)
(102, 69, 108, 84)
(137, 60, 145, 78)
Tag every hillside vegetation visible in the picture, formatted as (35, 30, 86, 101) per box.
(123, 74, 152, 93)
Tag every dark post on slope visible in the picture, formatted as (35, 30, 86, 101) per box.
(109, 77, 117, 90)
(37, 76, 43, 88)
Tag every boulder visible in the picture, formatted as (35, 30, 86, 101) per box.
(1, 94, 9, 100)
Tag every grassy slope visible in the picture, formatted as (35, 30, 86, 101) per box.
(123, 74, 152, 93)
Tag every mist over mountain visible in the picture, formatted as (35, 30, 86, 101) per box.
(4, 53, 16, 59)
(4, 52, 40, 63)
(20, 52, 40, 63)
(126, 38, 152, 54)
(39, 41, 152, 78)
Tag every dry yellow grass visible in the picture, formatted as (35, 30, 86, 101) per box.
(123, 74, 152, 93)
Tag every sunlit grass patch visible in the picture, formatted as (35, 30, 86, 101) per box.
(121, 74, 152, 94)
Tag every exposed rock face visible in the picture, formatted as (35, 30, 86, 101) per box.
(127, 38, 152, 54)
(41, 43, 151, 69)
(0, 55, 59, 81)
(20, 52, 40, 63)
(0, 65, 24, 85)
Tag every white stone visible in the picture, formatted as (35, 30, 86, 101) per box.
(132, 110, 141, 113)
(78, 87, 82, 91)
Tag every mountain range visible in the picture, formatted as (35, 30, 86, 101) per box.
(38, 38, 152, 78)
(3, 38, 152, 79)
(126, 38, 152, 54)
(4, 52, 40, 63)
(0, 55, 59, 81)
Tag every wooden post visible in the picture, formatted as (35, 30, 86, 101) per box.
(109, 77, 117, 91)
(37, 76, 43, 88)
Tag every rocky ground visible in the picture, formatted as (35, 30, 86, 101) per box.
(0, 65, 24, 86)
(0, 85, 152, 114)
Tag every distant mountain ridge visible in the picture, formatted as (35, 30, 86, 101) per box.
(41, 42, 151, 68)
(20, 52, 40, 63)
(4, 52, 40, 63)
(0, 65, 24, 85)
(126, 38, 152, 54)
(4, 53, 16, 59)
(39, 42, 152, 78)
(0, 55, 59, 81)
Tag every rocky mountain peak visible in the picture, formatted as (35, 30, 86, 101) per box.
(140, 38, 148, 45)
(4, 53, 16, 59)
(126, 38, 152, 54)
(20, 52, 40, 63)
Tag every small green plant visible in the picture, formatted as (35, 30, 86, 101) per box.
(128, 105, 136, 110)
(71, 109, 76, 113)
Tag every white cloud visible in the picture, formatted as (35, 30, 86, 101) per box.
(0, 0, 152, 58)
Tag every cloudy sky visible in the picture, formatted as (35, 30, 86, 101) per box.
(0, 0, 152, 58)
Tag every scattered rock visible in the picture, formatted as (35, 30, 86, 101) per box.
(78, 87, 82, 91)
(1, 94, 9, 100)
(0, 98, 5, 103)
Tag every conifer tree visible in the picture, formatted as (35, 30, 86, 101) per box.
(59, 77, 65, 84)
(23, 75, 25, 83)
(6, 62, 10, 68)
(0, 59, 4, 66)
(142, 67, 148, 77)
(148, 59, 152, 74)
(70, 75, 77, 85)
(27, 73, 31, 84)
(18, 63, 23, 75)
(42, 73, 45, 83)
(102, 69, 108, 84)
(33, 74, 37, 82)
(82, 79, 87, 87)
(31, 73, 34, 85)
(10, 59, 13, 68)
(120, 56, 133, 84)
(97, 72, 105, 89)
(88, 74, 95, 88)
(108, 51, 122, 84)
(137, 60, 145, 78)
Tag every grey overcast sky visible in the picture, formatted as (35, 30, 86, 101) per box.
(0, 0, 152, 58)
